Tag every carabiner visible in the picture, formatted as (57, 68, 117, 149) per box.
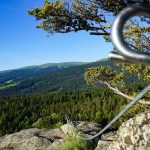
(109, 4, 150, 64)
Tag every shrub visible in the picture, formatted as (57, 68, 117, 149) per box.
(32, 113, 63, 129)
(59, 129, 89, 150)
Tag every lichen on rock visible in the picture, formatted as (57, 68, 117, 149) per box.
(108, 111, 150, 150)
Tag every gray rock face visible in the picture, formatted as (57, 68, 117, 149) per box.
(0, 128, 64, 150)
(0, 122, 102, 150)
(76, 122, 101, 136)
(108, 111, 150, 150)
(95, 132, 116, 150)
(60, 124, 75, 134)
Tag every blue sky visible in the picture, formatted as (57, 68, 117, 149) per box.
(0, 0, 114, 71)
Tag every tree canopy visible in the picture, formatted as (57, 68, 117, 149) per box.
(28, 0, 150, 105)
(28, 0, 148, 35)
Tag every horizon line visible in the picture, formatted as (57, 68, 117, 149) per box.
(0, 58, 108, 72)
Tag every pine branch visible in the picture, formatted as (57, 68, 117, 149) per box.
(100, 81, 150, 105)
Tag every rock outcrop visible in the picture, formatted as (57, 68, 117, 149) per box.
(0, 111, 149, 150)
(76, 121, 102, 136)
(95, 132, 116, 150)
(0, 122, 102, 150)
(107, 111, 150, 150)
(0, 128, 64, 150)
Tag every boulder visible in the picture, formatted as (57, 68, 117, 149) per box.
(60, 123, 75, 134)
(95, 132, 116, 150)
(108, 111, 150, 150)
(0, 128, 64, 150)
(76, 122, 101, 136)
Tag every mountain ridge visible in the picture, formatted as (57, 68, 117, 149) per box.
(0, 59, 117, 95)
(0, 62, 87, 73)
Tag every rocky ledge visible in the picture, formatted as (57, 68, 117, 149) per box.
(0, 121, 104, 150)
(0, 111, 149, 150)
(0, 128, 64, 150)
(107, 111, 150, 150)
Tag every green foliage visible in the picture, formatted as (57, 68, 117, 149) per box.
(98, 0, 149, 15)
(59, 128, 89, 150)
(0, 80, 18, 90)
(84, 66, 126, 91)
(114, 102, 145, 127)
(28, 0, 110, 35)
(123, 18, 150, 52)
(119, 63, 150, 81)
(28, 0, 147, 35)
(0, 86, 147, 137)
(32, 113, 63, 129)
(85, 66, 118, 83)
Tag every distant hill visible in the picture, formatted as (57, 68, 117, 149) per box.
(0, 62, 86, 84)
(0, 59, 118, 95)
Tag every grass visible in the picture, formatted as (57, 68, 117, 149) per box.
(0, 80, 18, 90)
(59, 128, 89, 150)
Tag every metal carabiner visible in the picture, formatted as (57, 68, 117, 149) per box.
(109, 4, 150, 64)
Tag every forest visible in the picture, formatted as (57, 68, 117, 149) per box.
(0, 83, 146, 137)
